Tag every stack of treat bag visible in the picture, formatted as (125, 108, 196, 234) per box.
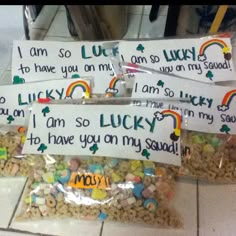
(0, 32, 235, 231)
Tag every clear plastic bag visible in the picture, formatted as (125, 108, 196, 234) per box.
(0, 125, 46, 177)
(117, 63, 236, 183)
(16, 155, 183, 228)
(171, 131, 236, 183)
(117, 33, 235, 84)
(15, 97, 190, 228)
(0, 125, 28, 177)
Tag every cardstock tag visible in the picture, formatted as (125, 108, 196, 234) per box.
(131, 73, 236, 135)
(119, 37, 235, 83)
(0, 78, 91, 126)
(23, 103, 182, 166)
(12, 40, 123, 94)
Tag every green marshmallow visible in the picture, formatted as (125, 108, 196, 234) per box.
(210, 137, 221, 147)
(192, 135, 205, 144)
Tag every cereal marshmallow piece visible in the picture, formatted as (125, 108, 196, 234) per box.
(32, 195, 46, 205)
(142, 184, 156, 198)
(0, 147, 7, 160)
(42, 172, 55, 184)
(143, 160, 155, 168)
(112, 172, 122, 183)
(98, 212, 108, 220)
(144, 168, 154, 176)
(106, 158, 119, 168)
(89, 164, 104, 174)
(133, 183, 145, 198)
(143, 198, 158, 212)
(210, 136, 221, 147)
(132, 170, 144, 178)
(24, 197, 32, 204)
(91, 189, 107, 200)
(121, 197, 136, 207)
(32, 182, 39, 189)
(125, 173, 141, 183)
(155, 167, 166, 177)
(203, 144, 215, 153)
(192, 135, 206, 144)
(130, 160, 143, 171)
(57, 169, 71, 184)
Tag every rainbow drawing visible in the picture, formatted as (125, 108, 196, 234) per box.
(217, 89, 236, 112)
(105, 76, 121, 96)
(66, 80, 91, 99)
(108, 76, 121, 90)
(198, 39, 231, 61)
(161, 110, 181, 141)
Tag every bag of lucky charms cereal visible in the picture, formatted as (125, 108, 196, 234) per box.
(170, 132, 236, 183)
(120, 63, 236, 183)
(0, 125, 35, 177)
(15, 155, 183, 228)
(15, 97, 189, 228)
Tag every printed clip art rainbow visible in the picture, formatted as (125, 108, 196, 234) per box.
(198, 39, 231, 62)
(65, 80, 91, 99)
(154, 109, 181, 141)
(217, 89, 236, 112)
(105, 76, 121, 97)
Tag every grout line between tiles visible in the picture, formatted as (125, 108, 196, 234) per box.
(137, 6, 145, 39)
(0, 227, 56, 236)
(197, 179, 199, 236)
(6, 177, 58, 236)
(99, 221, 104, 236)
(7, 178, 28, 228)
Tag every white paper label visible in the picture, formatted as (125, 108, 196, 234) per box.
(23, 104, 182, 166)
(0, 78, 91, 126)
(12, 40, 121, 94)
(119, 36, 235, 83)
(131, 73, 236, 134)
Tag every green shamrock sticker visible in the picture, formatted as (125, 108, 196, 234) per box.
(89, 144, 98, 154)
(13, 75, 25, 84)
(72, 74, 80, 78)
(42, 106, 50, 117)
(7, 115, 14, 124)
(141, 149, 150, 159)
(206, 70, 214, 81)
(136, 44, 144, 53)
(220, 124, 231, 134)
(157, 80, 164, 87)
(37, 143, 47, 153)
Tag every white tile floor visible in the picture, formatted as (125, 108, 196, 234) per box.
(1, 4, 236, 236)
(0, 177, 26, 228)
(0, 6, 24, 81)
